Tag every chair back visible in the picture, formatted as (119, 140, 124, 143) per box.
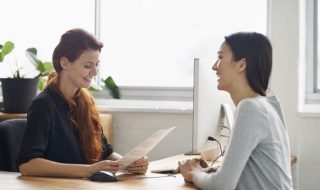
(100, 114, 113, 145)
(0, 119, 27, 172)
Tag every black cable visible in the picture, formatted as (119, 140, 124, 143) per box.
(210, 154, 222, 167)
(207, 136, 223, 156)
(207, 136, 223, 166)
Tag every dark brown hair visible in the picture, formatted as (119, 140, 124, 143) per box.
(225, 32, 272, 96)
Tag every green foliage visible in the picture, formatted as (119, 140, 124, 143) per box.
(0, 41, 14, 62)
(38, 77, 47, 92)
(26, 48, 54, 77)
(0, 42, 53, 91)
(102, 76, 120, 99)
(25, 47, 54, 91)
(88, 77, 120, 99)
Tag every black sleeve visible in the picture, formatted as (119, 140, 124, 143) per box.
(15, 98, 53, 168)
(101, 133, 113, 159)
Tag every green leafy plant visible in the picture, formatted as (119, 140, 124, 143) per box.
(0, 41, 24, 78)
(1, 41, 27, 78)
(0, 41, 14, 63)
(102, 76, 120, 99)
(0, 41, 53, 90)
(26, 48, 54, 90)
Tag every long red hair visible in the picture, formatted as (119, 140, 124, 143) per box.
(47, 29, 104, 164)
(46, 73, 103, 164)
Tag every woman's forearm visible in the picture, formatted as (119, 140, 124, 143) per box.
(19, 158, 94, 178)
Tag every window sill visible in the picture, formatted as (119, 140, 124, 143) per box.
(1, 94, 194, 114)
(91, 86, 193, 101)
(95, 98, 193, 114)
(298, 103, 320, 117)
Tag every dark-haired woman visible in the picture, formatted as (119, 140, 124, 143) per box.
(178, 32, 293, 190)
(16, 28, 148, 178)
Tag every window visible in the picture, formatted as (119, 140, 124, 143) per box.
(299, 0, 320, 116)
(1, 1, 268, 101)
(317, 0, 320, 92)
(303, 0, 320, 105)
(0, 0, 95, 78)
(98, 0, 268, 89)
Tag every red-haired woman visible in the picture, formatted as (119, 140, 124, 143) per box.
(16, 28, 148, 178)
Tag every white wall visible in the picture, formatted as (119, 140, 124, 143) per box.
(112, 111, 193, 161)
(270, 0, 320, 189)
(99, 100, 193, 161)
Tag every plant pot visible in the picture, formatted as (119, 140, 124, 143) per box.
(0, 78, 39, 113)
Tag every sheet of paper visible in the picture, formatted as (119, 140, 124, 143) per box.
(119, 126, 176, 170)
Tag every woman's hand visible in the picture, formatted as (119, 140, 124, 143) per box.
(91, 160, 120, 175)
(126, 156, 149, 174)
(206, 166, 219, 173)
(178, 158, 207, 183)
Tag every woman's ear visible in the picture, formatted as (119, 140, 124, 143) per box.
(60, 57, 69, 69)
(237, 58, 246, 73)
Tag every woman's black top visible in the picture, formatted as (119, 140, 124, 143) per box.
(16, 87, 113, 167)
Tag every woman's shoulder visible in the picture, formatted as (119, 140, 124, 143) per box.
(237, 97, 266, 113)
(234, 97, 272, 134)
(237, 96, 282, 119)
(27, 89, 57, 117)
(33, 89, 55, 104)
(30, 89, 62, 112)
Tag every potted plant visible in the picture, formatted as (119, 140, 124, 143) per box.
(0, 41, 53, 113)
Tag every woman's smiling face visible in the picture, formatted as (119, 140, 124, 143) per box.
(212, 42, 240, 93)
(62, 49, 100, 89)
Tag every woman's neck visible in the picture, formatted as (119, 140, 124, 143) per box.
(58, 74, 78, 101)
(230, 84, 261, 106)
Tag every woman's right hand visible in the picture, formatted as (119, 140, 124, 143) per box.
(90, 160, 120, 175)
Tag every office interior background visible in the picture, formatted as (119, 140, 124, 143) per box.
(1, 0, 320, 189)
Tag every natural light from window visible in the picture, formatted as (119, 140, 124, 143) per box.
(99, 0, 268, 87)
(1, 0, 267, 89)
(0, 0, 94, 78)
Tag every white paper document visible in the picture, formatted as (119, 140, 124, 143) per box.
(119, 126, 176, 170)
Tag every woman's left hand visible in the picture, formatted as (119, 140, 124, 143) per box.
(127, 156, 149, 174)
(178, 158, 205, 183)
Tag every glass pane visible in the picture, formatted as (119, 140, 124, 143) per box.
(0, 0, 95, 78)
(318, 0, 320, 90)
(99, 0, 268, 87)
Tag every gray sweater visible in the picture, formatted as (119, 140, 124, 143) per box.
(193, 96, 293, 190)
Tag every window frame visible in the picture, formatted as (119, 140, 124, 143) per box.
(299, 0, 320, 116)
(305, 0, 320, 102)
(93, 0, 270, 101)
(316, 0, 320, 93)
(94, 0, 193, 101)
